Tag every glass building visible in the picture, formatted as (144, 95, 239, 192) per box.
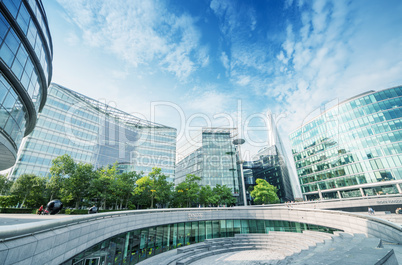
(0, 0, 52, 169)
(175, 128, 240, 198)
(244, 145, 295, 203)
(10, 83, 176, 181)
(61, 218, 339, 265)
(243, 115, 295, 204)
(289, 86, 402, 201)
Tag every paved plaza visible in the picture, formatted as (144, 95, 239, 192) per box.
(0, 213, 68, 226)
(191, 250, 286, 265)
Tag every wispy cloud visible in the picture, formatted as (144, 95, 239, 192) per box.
(56, 0, 207, 80)
(272, 0, 402, 133)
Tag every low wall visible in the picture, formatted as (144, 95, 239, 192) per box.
(0, 207, 401, 265)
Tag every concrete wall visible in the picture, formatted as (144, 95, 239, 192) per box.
(0, 207, 401, 265)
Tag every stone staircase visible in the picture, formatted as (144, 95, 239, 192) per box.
(139, 232, 398, 265)
(279, 232, 397, 265)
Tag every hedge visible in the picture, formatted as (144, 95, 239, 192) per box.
(0, 208, 35, 214)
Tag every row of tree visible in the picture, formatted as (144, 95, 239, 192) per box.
(0, 154, 279, 210)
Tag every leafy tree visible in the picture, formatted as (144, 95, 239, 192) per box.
(134, 176, 153, 208)
(173, 174, 201, 208)
(250, 179, 279, 205)
(0, 195, 17, 208)
(113, 171, 141, 209)
(199, 185, 218, 207)
(49, 154, 76, 201)
(63, 163, 95, 208)
(0, 174, 13, 195)
(91, 164, 117, 209)
(10, 174, 47, 208)
(212, 184, 236, 206)
(134, 167, 173, 208)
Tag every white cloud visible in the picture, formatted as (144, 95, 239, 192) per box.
(56, 0, 206, 80)
(272, 0, 402, 134)
(236, 75, 251, 86)
(220, 51, 230, 74)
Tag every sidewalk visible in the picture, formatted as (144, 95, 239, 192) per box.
(0, 213, 68, 226)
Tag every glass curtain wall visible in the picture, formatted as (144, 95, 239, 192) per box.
(62, 219, 340, 265)
(11, 83, 176, 180)
(0, 0, 52, 169)
(289, 86, 402, 200)
(175, 129, 239, 196)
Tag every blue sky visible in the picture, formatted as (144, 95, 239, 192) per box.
(42, 0, 402, 188)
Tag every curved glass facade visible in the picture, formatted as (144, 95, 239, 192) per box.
(61, 218, 340, 265)
(0, 0, 52, 169)
(289, 86, 402, 200)
(11, 83, 176, 181)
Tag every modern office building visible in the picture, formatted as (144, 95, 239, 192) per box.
(0, 0, 52, 169)
(289, 86, 402, 201)
(10, 83, 176, 181)
(242, 115, 295, 204)
(244, 145, 295, 203)
(175, 128, 240, 201)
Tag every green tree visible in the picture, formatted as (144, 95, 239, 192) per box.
(250, 179, 279, 205)
(63, 163, 95, 208)
(212, 184, 236, 206)
(173, 174, 201, 208)
(134, 176, 153, 208)
(91, 164, 118, 209)
(113, 171, 141, 209)
(0, 174, 13, 195)
(199, 185, 218, 207)
(10, 174, 47, 208)
(49, 154, 76, 201)
(134, 167, 173, 208)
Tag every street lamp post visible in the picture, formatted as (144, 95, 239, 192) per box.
(233, 138, 247, 206)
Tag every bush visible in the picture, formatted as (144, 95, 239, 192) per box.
(64, 209, 88, 215)
(0, 208, 35, 214)
(0, 196, 17, 208)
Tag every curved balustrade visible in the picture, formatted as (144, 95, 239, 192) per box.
(0, 207, 401, 265)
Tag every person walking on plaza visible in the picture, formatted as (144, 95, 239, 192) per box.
(88, 205, 98, 214)
(37, 205, 44, 215)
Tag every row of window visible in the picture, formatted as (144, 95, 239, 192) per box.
(290, 92, 401, 151)
(0, 12, 42, 111)
(62, 219, 339, 265)
(293, 118, 401, 163)
(301, 167, 402, 193)
(290, 87, 402, 140)
(306, 184, 401, 200)
(299, 154, 402, 185)
(2, 0, 51, 84)
(297, 140, 402, 177)
(0, 74, 25, 145)
(292, 106, 401, 156)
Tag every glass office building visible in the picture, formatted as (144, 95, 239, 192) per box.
(0, 0, 52, 169)
(244, 145, 295, 203)
(10, 83, 176, 181)
(289, 86, 402, 200)
(175, 128, 240, 196)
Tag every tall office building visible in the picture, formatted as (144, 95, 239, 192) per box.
(289, 86, 402, 201)
(244, 145, 295, 203)
(175, 128, 240, 197)
(10, 83, 176, 181)
(0, 0, 52, 169)
(243, 115, 295, 203)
